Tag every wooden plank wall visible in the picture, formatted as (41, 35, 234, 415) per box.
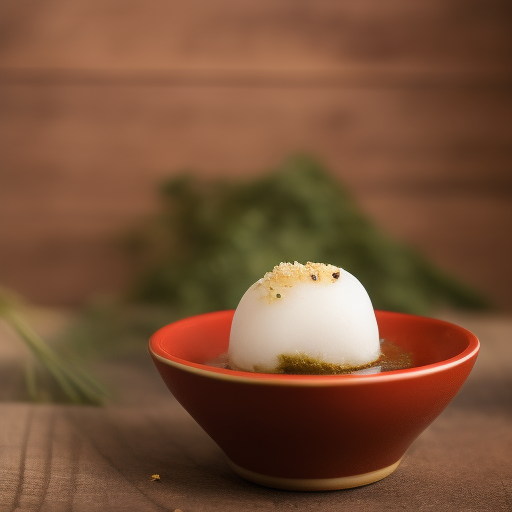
(1, 0, 511, 309)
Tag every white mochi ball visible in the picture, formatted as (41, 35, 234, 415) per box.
(228, 262, 381, 373)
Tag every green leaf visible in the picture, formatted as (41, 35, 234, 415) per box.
(126, 154, 490, 316)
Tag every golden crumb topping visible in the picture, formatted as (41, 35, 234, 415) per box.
(257, 261, 341, 302)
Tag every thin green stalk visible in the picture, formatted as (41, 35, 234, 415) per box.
(1, 293, 106, 405)
(24, 357, 39, 402)
(6, 310, 83, 401)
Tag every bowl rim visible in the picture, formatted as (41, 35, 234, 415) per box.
(149, 310, 480, 386)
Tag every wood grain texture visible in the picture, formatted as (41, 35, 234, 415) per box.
(0, 313, 511, 511)
(1, 0, 510, 73)
(0, 0, 511, 308)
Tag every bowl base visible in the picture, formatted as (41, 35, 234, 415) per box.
(228, 458, 402, 491)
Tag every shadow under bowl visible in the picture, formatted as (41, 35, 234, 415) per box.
(149, 310, 479, 491)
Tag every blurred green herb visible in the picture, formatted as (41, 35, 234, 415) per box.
(0, 287, 107, 405)
(126, 155, 488, 316)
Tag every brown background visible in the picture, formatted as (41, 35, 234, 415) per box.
(1, 0, 511, 310)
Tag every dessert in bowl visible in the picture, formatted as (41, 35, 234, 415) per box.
(149, 263, 479, 490)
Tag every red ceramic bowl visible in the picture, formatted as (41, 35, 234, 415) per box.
(149, 310, 479, 491)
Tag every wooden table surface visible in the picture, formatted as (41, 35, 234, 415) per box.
(1, 311, 511, 511)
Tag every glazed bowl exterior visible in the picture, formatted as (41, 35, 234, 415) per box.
(149, 310, 479, 490)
